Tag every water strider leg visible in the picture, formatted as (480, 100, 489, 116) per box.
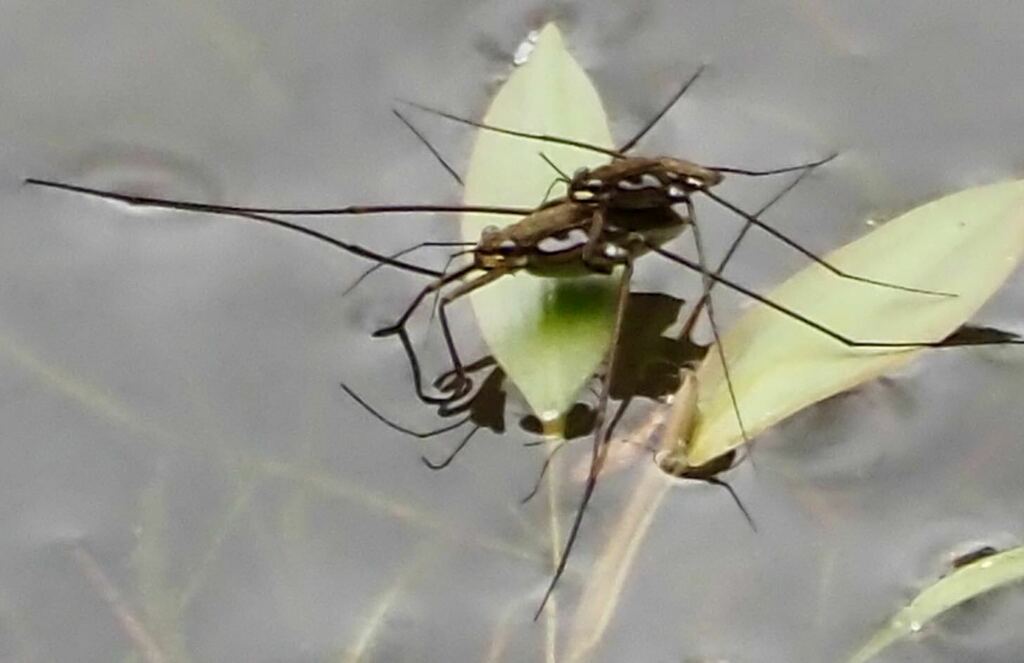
(602, 396, 635, 443)
(432, 268, 511, 398)
(709, 153, 837, 177)
(429, 250, 478, 325)
(400, 101, 624, 159)
(25, 177, 532, 219)
(616, 65, 706, 153)
(343, 241, 475, 295)
(373, 264, 478, 404)
(680, 161, 822, 339)
(687, 201, 749, 443)
(404, 73, 837, 185)
(648, 242, 1023, 349)
(373, 264, 477, 338)
(580, 207, 610, 270)
(30, 187, 448, 279)
(534, 258, 635, 619)
(390, 327, 466, 406)
(520, 396, 632, 506)
(403, 64, 708, 159)
(674, 170, 818, 472)
(667, 451, 757, 531)
(699, 188, 953, 298)
(31, 169, 507, 407)
(391, 108, 464, 185)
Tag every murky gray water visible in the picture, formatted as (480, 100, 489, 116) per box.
(3, 2, 1024, 661)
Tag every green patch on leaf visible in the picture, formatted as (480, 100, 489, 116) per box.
(460, 23, 617, 422)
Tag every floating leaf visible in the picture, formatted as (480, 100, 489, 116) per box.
(461, 23, 617, 423)
(688, 179, 1024, 466)
(849, 545, 1024, 663)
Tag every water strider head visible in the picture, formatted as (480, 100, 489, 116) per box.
(568, 156, 725, 210)
(472, 201, 592, 270)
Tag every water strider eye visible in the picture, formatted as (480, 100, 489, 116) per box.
(570, 176, 605, 201)
(602, 244, 628, 260)
(617, 173, 662, 191)
(537, 228, 589, 254)
(667, 184, 688, 200)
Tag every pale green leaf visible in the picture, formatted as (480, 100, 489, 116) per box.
(849, 545, 1024, 663)
(689, 179, 1024, 466)
(460, 23, 617, 422)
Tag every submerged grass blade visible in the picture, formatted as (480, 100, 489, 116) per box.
(688, 179, 1024, 466)
(461, 23, 617, 422)
(848, 545, 1024, 663)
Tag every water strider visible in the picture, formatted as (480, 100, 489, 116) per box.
(25, 63, 1024, 619)
(24, 70, 962, 405)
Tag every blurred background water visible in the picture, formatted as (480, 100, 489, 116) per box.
(3, 2, 1024, 661)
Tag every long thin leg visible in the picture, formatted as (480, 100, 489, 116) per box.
(534, 259, 634, 619)
(390, 323, 499, 413)
(391, 108, 464, 186)
(429, 250, 477, 325)
(709, 153, 837, 178)
(699, 189, 954, 298)
(659, 448, 756, 530)
(617, 65, 706, 153)
(24, 178, 533, 218)
(649, 243, 1013, 349)
(373, 264, 477, 338)
(433, 268, 510, 397)
(375, 266, 478, 402)
(680, 162, 821, 339)
(422, 425, 482, 470)
(401, 101, 624, 159)
(688, 203, 749, 442)
(537, 152, 571, 182)
(581, 207, 608, 267)
(343, 242, 475, 295)
(521, 397, 629, 507)
(603, 397, 634, 442)
(30, 184, 458, 280)
(404, 67, 707, 159)
(391, 326, 469, 406)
